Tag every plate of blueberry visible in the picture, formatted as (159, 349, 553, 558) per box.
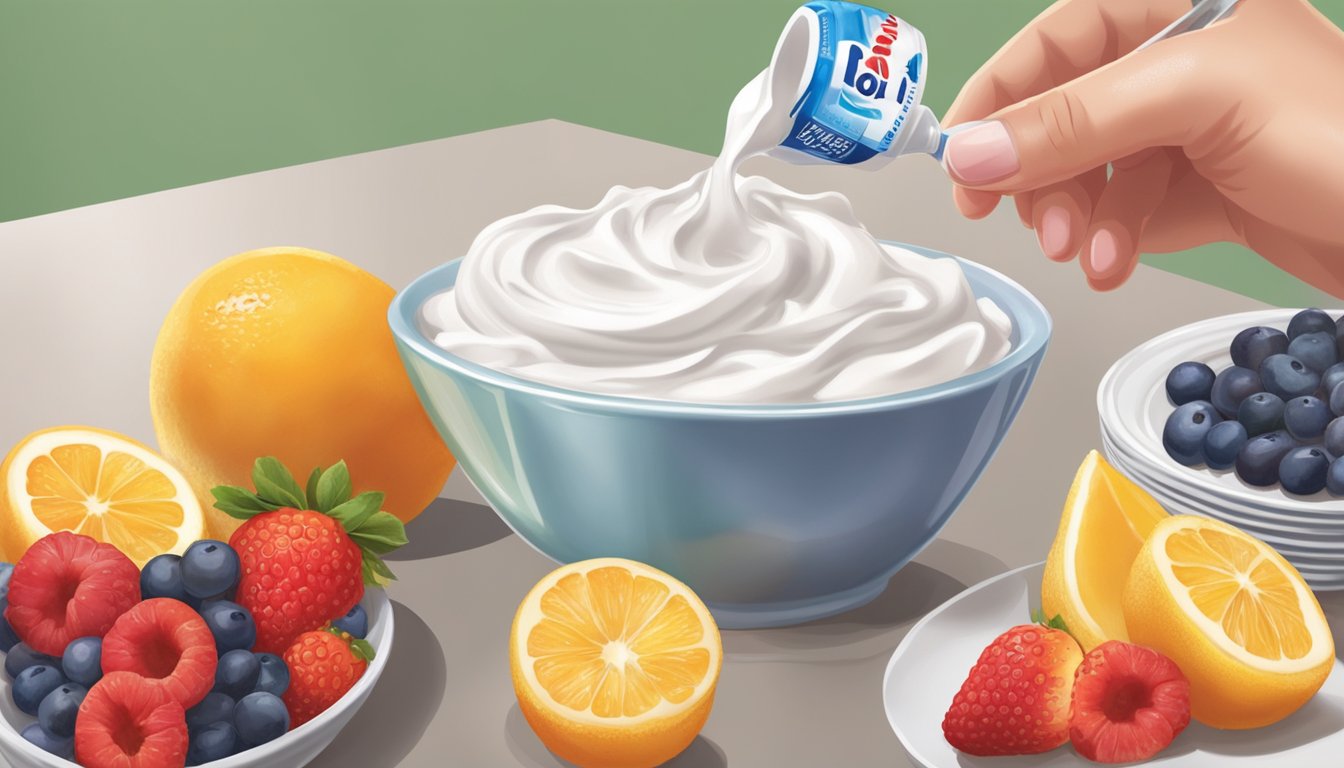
(1099, 308, 1344, 590)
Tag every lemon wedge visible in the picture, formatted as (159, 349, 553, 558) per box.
(1042, 451, 1168, 650)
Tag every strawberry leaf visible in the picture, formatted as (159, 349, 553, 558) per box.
(305, 467, 323, 510)
(349, 516, 405, 554)
(252, 457, 306, 509)
(210, 486, 276, 520)
(315, 460, 353, 512)
(361, 550, 396, 587)
(328, 492, 383, 532)
(349, 638, 376, 662)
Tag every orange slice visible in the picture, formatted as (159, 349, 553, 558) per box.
(1041, 451, 1168, 650)
(1124, 515, 1335, 729)
(509, 558, 722, 768)
(0, 427, 204, 566)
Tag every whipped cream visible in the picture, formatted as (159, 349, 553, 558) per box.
(422, 13, 1011, 404)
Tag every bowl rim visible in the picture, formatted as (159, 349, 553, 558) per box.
(388, 242, 1053, 417)
(0, 589, 394, 768)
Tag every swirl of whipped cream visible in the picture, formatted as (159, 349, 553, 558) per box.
(421, 16, 1011, 404)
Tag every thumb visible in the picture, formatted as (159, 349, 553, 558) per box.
(944, 43, 1208, 192)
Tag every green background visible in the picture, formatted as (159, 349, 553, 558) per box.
(1, 0, 1338, 306)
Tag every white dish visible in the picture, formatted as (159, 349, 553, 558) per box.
(0, 589, 393, 768)
(884, 562, 1344, 768)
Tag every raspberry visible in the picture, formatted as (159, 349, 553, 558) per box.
(101, 599, 217, 708)
(75, 672, 188, 768)
(1069, 641, 1191, 763)
(5, 532, 140, 656)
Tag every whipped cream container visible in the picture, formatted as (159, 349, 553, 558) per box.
(767, 2, 944, 167)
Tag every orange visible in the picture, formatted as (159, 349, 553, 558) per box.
(0, 426, 205, 566)
(149, 247, 454, 538)
(1041, 451, 1168, 650)
(1124, 515, 1334, 729)
(510, 558, 722, 768)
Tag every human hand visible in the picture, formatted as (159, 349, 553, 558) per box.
(942, 0, 1344, 295)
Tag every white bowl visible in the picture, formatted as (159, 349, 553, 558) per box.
(0, 589, 393, 768)
(1098, 309, 1344, 590)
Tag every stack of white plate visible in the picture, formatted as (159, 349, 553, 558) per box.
(1099, 309, 1344, 592)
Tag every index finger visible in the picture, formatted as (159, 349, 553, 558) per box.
(944, 0, 1190, 127)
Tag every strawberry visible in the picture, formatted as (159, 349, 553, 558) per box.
(5, 531, 141, 656)
(1069, 641, 1190, 763)
(282, 626, 374, 727)
(212, 458, 405, 654)
(943, 615, 1084, 757)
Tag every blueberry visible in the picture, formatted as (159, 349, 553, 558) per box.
(6, 643, 59, 680)
(254, 652, 290, 697)
(1285, 396, 1332, 441)
(1288, 308, 1335, 340)
(1237, 392, 1286, 436)
(1211, 366, 1262, 418)
(21, 722, 74, 761)
(1288, 331, 1339, 373)
(214, 649, 261, 699)
(1329, 456, 1344, 496)
(140, 553, 189, 602)
(187, 721, 239, 766)
(234, 691, 290, 748)
(1327, 418, 1344, 457)
(13, 664, 67, 716)
(0, 562, 13, 601)
(0, 616, 18, 654)
(186, 691, 236, 732)
(60, 636, 102, 687)
(1280, 446, 1331, 495)
(332, 604, 368, 639)
(1321, 363, 1344, 398)
(1231, 326, 1289, 371)
(1164, 401, 1222, 466)
(1236, 431, 1298, 487)
(1260, 354, 1321, 401)
(200, 600, 256, 654)
(181, 540, 242, 599)
(1165, 361, 1216, 405)
(1330, 381, 1344, 418)
(37, 683, 86, 738)
(1204, 421, 1249, 470)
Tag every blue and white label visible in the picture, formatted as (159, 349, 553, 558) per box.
(781, 2, 928, 165)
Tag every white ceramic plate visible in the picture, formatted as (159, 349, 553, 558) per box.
(884, 562, 1344, 768)
(0, 590, 393, 768)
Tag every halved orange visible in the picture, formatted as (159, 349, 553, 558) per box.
(1124, 515, 1335, 729)
(0, 427, 204, 566)
(509, 558, 722, 768)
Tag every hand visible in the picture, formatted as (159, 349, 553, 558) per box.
(941, 0, 1344, 295)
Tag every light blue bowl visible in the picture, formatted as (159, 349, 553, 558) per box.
(389, 245, 1050, 628)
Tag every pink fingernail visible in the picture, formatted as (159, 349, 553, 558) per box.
(1038, 206, 1070, 259)
(1088, 229, 1121, 275)
(943, 122, 1020, 185)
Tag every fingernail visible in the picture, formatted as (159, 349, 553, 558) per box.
(1088, 228, 1121, 276)
(1038, 206, 1070, 259)
(943, 122, 1020, 185)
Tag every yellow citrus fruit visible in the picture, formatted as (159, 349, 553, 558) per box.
(0, 426, 204, 566)
(150, 247, 455, 538)
(1124, 515, 1335, 729)
(510, 558, 722, 768)
(1041, 451, 1168, 651)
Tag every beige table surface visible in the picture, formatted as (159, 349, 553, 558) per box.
(3, 120, 1335, 767)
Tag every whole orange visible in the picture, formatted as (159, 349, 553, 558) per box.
(150, 247, 454, 538)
